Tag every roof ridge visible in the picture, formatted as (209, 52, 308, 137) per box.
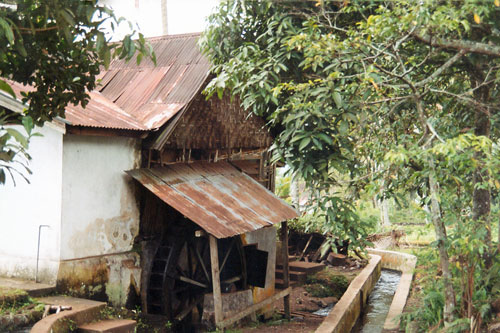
(145, 32, 202, 42)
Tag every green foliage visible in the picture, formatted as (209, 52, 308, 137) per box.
(203, 1, 500, 328)
(0, 287, 43, 317)
(0, 111, 37, 185)
(305, 272, 349, 298)
(388, 201, 427, 226)
(356, 200, 380, 232)
(275, 171, 291, 199)
(0, 0, 154, 124)
(0, 0, 155, 185)
(289, 211, 374, 249)
(400, 249, 444, 331)
(0, 287, 29, 311)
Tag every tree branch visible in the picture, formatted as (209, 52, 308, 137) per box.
(413, 33, 500, 57)
(414, 50, 466, 88)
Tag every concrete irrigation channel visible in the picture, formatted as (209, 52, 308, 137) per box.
(315, 249, 417, 333)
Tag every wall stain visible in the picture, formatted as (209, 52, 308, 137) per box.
(68, 185, 140, 257)
(57, 252, 141, 307)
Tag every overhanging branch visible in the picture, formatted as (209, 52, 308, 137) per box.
(413, 33, 500, 57)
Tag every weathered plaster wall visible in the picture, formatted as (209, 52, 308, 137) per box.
(59, 135, 141, 306)
(242, 226, 277, 307)
(0, 123, 64, 284)
(60, 135, 141, 260)
(57, 252, 141, 307)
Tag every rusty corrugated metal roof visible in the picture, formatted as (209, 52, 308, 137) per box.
(65, 91, 147, 130)
(6, 80, 147, 130)
(92, 33, 210, 130)
(127, 161, 298, 239)
(6, 33, 211, 131)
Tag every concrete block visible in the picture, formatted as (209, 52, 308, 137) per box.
(202, 289, 253, 327)
(315, 254, 382, 333)
(77, 319, 136, 333)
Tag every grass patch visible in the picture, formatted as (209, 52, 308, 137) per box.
(0, 287, 45, 321)
(305, 271, 349, 298)
(0, 287, 33, 313)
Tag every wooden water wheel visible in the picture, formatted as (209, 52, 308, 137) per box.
(146, 225, 247, 324)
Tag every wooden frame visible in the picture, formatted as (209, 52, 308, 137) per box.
(208, 225, 292, 329)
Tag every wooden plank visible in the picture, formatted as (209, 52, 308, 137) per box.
(217, 287, 292, 329)
(281, 221, 291, 320)
(297, 235, 313, 261)
(209, 235, 223, 326)
(312, 239, 328, 262)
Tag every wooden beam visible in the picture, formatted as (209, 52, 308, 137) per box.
(209, 235, 223, 326)
(297, 235, 313, 262)
(66, 126, 148, 138)
(281, 221, 291, 320)
(217, 287, 292, 329)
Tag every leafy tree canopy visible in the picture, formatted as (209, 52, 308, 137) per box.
(202, 0, 500, 328)
(0, 0, 154, 184)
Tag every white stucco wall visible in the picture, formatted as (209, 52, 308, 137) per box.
(60, 135, 141, 260)
(0, 123, 64, 284)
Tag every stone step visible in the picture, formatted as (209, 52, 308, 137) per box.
(77, 319, 136, 333)
(275, 269, 307, 284)
(276, 261, 326, 274)
(274, 278, 298, 289)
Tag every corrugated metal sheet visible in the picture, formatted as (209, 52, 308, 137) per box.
(93, 33, 210, 130)
(7, 80, 147, 130)
(65, 91, 147, 130)
(6, 33, 211, 131)
(127, 161, 298, 239)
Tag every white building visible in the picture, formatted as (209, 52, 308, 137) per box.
(0, 33, 296, 326)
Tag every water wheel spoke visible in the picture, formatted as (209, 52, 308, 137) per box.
(186, 241, 193, 277)
(175, 265, 189, 278)
(219, 238, 235, 273)
(147, 224, 246, 326)
(222, 275, 242, 284)
(174, 295, 204, 322)
(194, 243, 211, 283)
(178, 275, 208, 288)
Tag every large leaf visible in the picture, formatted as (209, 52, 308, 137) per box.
(332, 91, 342, 108)
(299, 137, 311, 151)
(0, 79, 16, 99)
(6, 128, 28, 148)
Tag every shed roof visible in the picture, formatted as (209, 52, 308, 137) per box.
(7, 33, 211, 131)
(127, 161, 298, 239)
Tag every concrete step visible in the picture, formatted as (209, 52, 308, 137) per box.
(276, 261, 326, 274)
(0, 277, 56, 297)
(77, 319, 136, 333)
(274, 278, 298, 289)
(275, 269, 307, 284)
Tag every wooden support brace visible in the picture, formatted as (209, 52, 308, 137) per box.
(209, 235, 223, 326)
(281, 221, 291, 320)
(217, 287, 292, 329)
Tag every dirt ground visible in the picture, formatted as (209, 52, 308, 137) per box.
(236, 263, 364, 333)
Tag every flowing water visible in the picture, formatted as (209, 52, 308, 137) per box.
(353, 269, 401, 333)
(313, 303, 334, 316)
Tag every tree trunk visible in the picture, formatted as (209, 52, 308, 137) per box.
(428, 157, 456, 325)
(290, 177, 301, 213)
(472, 80, 492, 253)
(414, 95, 456, 325)
(379, 198, 390, 228)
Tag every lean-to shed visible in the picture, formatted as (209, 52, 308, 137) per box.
(0, 33, 296, 329)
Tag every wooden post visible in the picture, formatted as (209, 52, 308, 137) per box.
(281, 221, 291, 320)
(209, 235, 223, 327)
